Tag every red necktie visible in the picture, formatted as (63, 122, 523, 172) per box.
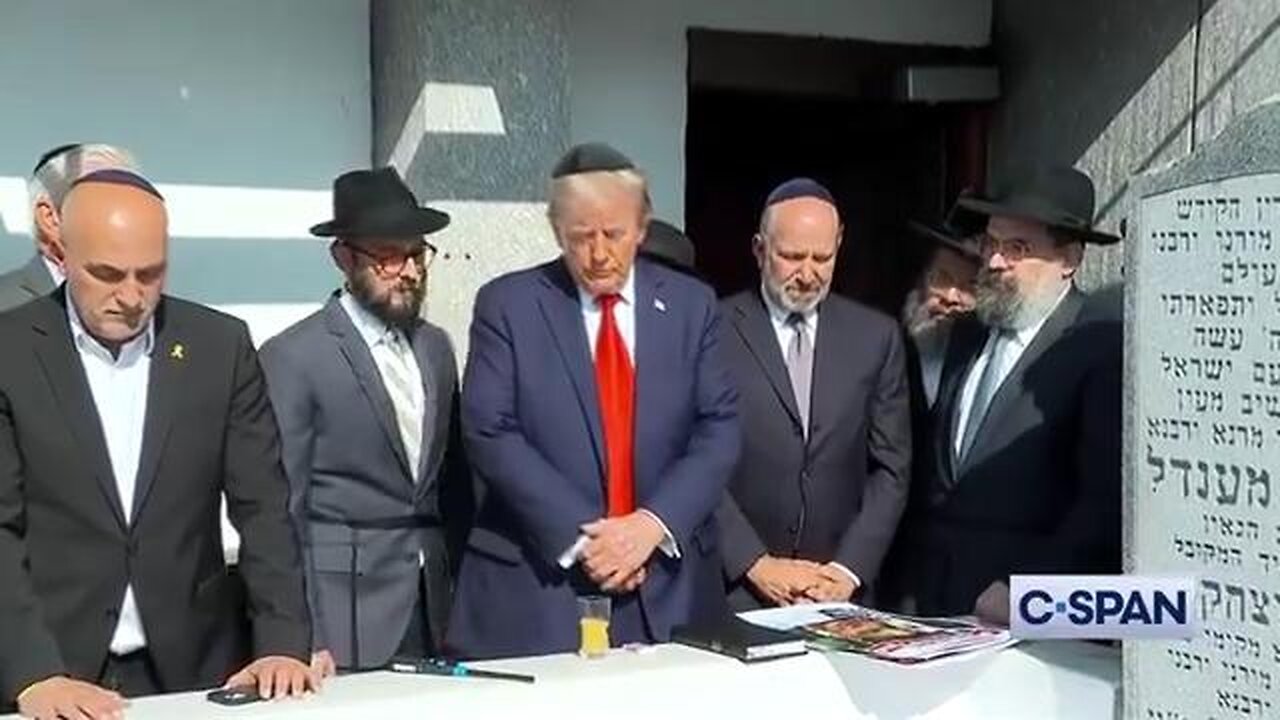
(594, 294, 635, 517)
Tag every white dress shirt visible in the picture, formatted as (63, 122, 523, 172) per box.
(558, 267, 678, 568)
(953, 286, 1071, 457)
(576, 267, 637, 360)
(68, 300, 154, 655)
(338, 292, 426, 478)
(757, 288, 860, 590)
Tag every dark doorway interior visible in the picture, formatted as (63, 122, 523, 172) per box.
(685, 30, 991, 316)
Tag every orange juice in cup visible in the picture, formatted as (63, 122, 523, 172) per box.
(578, 596, 611, 658)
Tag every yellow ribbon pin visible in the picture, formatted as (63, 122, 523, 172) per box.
(170, 343, 185, 361)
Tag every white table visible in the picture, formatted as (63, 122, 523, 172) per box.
(1, 642, 1118, 719)
(828, 641, 1121, 718)
(1, 646, 849, 719)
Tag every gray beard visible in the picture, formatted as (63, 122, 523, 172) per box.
(763, 279, 826, 315)
(902, 288, 939, 338)
(974, 270, 1065, 331)
(902, 287, 965, 340)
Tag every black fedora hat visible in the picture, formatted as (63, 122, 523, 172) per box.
(641, 219, 697, 274)
(310, 167, 450, 238)
(907, 220, 980, 263)
(952, 166, 1119, 245)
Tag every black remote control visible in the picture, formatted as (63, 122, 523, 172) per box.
(206, 685, 263, 706)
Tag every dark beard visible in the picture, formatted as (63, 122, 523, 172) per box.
(973, 269, 1023, 330)
(349, 270, 425, 330)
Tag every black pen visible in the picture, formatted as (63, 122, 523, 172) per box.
(388, 656, 536, 684)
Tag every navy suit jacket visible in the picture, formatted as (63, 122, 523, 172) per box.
(447, 258, 739, 659)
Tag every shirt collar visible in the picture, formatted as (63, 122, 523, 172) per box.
(759, 283, 819, 330)
(339, 290, 403, 349)
(576, 265, 636, 309)
(66, 295, 155, 364)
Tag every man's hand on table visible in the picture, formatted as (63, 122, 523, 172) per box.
(310, 649, 337, 679)
(974, 581, 1011, 626)
(17, 676, 126, 720)
(225, 655, 320, 699)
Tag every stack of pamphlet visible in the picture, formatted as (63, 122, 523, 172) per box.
(738, 602, 1016, 665)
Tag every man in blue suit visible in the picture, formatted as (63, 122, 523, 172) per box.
(448, 143, 740, 659)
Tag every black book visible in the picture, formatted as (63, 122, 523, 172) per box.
(672, 615, 808, 662)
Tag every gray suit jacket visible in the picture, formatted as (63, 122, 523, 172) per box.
(259, 295, 471, 669)
(0, 256, 54, 313)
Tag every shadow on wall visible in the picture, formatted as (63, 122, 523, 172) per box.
(989, 0, 1217, 189)
(1092, 9, 1280, 222)
(988, 0, 1280, 289)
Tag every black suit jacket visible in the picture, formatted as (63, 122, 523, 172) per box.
(0, 292, 310, 701)
(899, 288, 1122, 615)
(717, 291, 911, 609)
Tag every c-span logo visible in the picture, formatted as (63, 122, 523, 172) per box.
(1010, 575, 1196, 639)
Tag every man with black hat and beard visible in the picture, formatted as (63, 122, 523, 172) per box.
(260, 168, 471, 673)
(896, 166, 1122, 624)
(900, 218, 981, 411)
(876, 216, 980, 612)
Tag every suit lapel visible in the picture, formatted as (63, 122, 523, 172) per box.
(633, 263, 663, 492)
(537, 261, 605, 477)
(935, 319, 986, 488)
(732, 292, 803, 432)
(19, 256, 55, 299)
(324, 298, 415, 480)
(132, 302, 180, 520)
(958, 289, 1084, 474)
(30, 295, 127, 529)
(409, 322, 441, 492)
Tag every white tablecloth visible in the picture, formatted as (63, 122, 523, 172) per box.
(828, 641, 1121, 718)
(1, 641, 1119, 719)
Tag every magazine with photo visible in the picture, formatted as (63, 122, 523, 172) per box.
(797, 605, 1016, 664)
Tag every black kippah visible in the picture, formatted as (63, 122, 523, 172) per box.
(765, 177, 835, 207)
(552, 142, 635, 178)
(70, 169, 165, 201)
(31, 143, 84, 175)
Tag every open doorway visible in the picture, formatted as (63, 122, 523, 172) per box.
(684, 29, 991, 317)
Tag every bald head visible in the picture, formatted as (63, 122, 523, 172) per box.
(61, 181, 168, 351)
(755, 196, 842, 313)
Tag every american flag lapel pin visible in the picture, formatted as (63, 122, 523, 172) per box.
(654, 297, 667, 313)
